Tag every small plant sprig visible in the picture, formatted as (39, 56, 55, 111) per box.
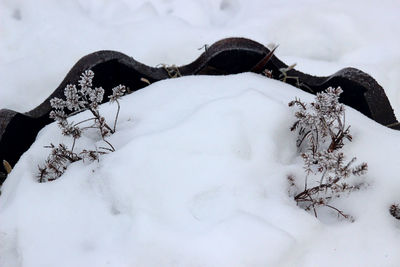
(38, 70, 127, 182)
(288, 87, 368, 220)
(390, 204, 400, 220)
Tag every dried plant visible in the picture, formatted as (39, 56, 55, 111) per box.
(3, 160, 12, 174)
(288, 87, 367, 220)
(38, 70, 126, 182)
(390, 204, 400, 220)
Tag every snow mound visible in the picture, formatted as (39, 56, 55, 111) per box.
(1, 74, 400, 266)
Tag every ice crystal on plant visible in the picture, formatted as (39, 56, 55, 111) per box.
(288, 87, 368, 220)
(38, 70, 127, 182)
(79, 70, 95, 91)
(109, 85, 126, 102)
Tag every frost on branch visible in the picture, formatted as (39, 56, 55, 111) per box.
(38, 70, 127, 182)
(38, 144, 80, 182)
(109, 85, 126, 103)
(288, 87, 368, 220)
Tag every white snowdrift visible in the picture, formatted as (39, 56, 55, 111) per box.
(1, 74, 400, 267)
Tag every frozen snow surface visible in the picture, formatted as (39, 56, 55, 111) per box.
(1, 0, 400, 267)
(2, 74, 400, 267)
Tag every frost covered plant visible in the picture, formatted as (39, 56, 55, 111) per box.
(288, 87, 368, 220)
(38, 70, 127, 182)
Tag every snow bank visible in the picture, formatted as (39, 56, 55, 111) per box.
(1, 74, 400, 266)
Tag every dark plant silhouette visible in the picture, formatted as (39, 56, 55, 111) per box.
(390, 204, 400, 220)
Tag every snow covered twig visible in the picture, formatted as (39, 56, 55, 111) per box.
(38, 70, 127, 182)
(288, 87, 368, 220)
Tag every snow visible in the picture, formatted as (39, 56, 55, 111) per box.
(1, 0, 400, 113)
(1, 0, 400, 266)
(2, 74, 400, 266)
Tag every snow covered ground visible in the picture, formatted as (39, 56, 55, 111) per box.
(2, 74, 400, 267)
(1, 0, 400, 266)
